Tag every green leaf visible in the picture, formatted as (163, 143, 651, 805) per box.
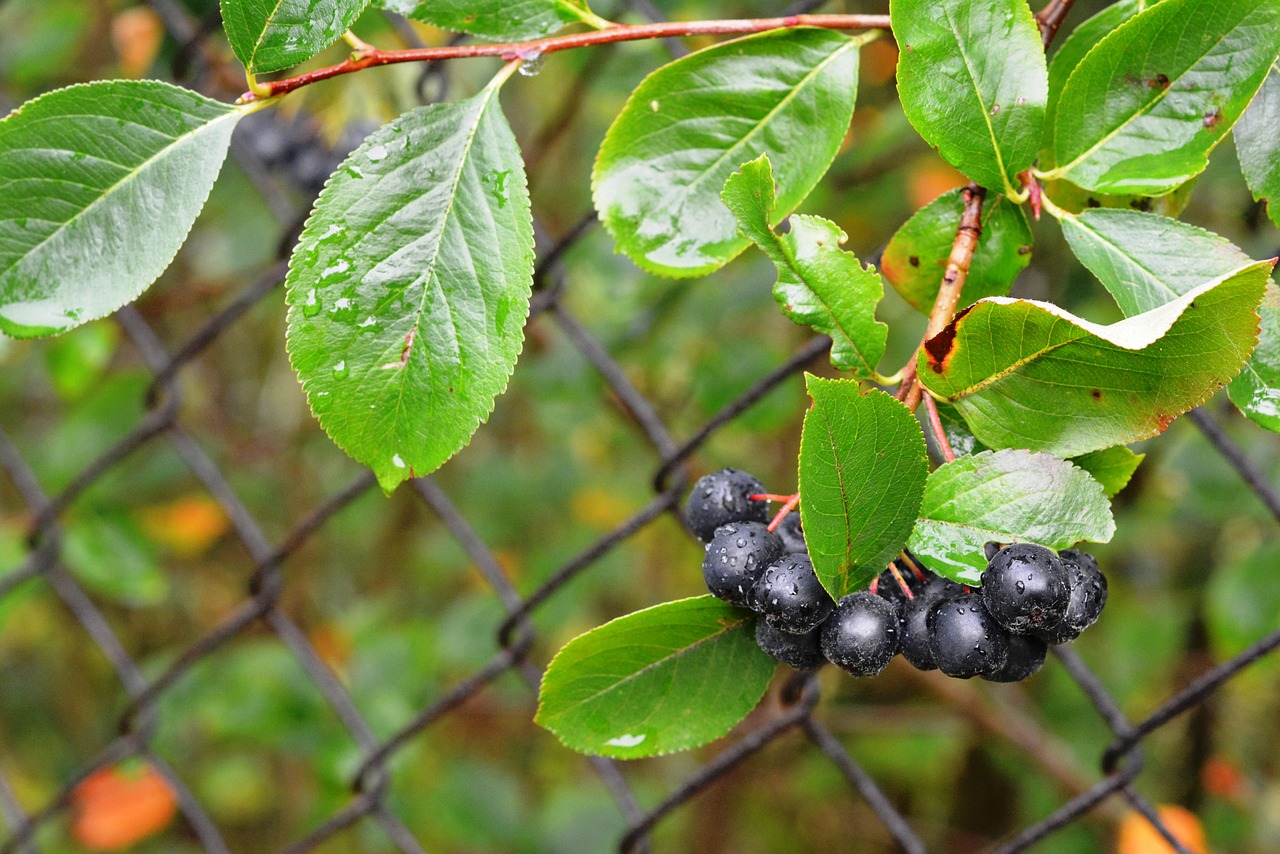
(909, 449, 1115, 584)
(1234, 62, 1280, 228)
(535, 596, 773, 758)
(918, 260, 1274, 457)
(63, 511, 168, 606)
(1042, 0, 1145, 164)
(891, 0, 1047, 195)
(377, 0, 603, 40)
(799, 377, 928, 598)
(1061, 208, 1254, 316)
(593, 28, 861, 278)
(1070, 446, 1145, 497)
(0, 81, 241, 338)
(881, 188, 1032, 313)
(221, 0, 371, 74)
(1229, 285, 1280, 432)
(285, 74, 533, 494)
(1049, 0, 1280, 195)
(722, 155, 886, 377)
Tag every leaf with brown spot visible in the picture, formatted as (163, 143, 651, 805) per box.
(918, 261, 1272, 457)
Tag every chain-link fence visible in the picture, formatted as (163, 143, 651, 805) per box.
(3, 1, 1280, 852)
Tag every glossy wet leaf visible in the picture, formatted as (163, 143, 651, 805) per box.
(536, 596, 773, 758)
(1234, 63, 1280, 228)
(918, 261, 1273, 457)
(909, 449, 1114, 583)
(593, 28, 861, 278)
(1050, 0, 1280, 194)
(1042, 0, 1146, 165)
(880, 188, 1032, 313)
(1061, 208, 1254, 316)
(0, 80, 241, 338)
(377, 0, 603, 40)
(1070, 446, 1144, 498)
(285, 79, 533, 494)
(1229, 286, 1280, 433)
(891, 0, 1047, 195)
(722, 155, 886, 377)
(799, 377, 928, 598)
(221, 0, 371, 74)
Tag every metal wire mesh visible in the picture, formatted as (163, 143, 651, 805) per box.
(3, 3, 1279, 852)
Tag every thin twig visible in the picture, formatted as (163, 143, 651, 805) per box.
(897, 185, 985, 410)
(922, 394, 957, 462)
(1035, 0, 1076, 48)
(240, 15, 890, 101)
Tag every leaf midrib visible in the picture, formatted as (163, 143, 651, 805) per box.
(939, 1, 1013, 195)
(1055, 0, 1255, 177)
(545, 618, 747, 719)
(0, 107, 239, 284)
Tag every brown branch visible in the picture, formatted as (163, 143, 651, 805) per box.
(896, 185, 985, 410)
(240, 14, 892, 102)
(1035, 0, 1076, 48)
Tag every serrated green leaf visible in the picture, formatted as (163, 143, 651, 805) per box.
(377, 0, 603, 40)
(1234, 62, 1280, 228)
(1229, 285, 1280, 433)
(722, 155, 886, 377)
(0, 81, 241, 338)
(1061, 208, 1254, 317)
(286, 76, 533, 494)
(1042, 0, 1146, 164)
(891, 0, 1047, 195)
(1070, 446, 1144, 498)
(593, 28, 861, 278)
(881, 188, 1032, 313)
(799, 377, 928, 598)
(535, 596, 773, 758)
(918, 261, 1273, 456)
(1050, 0, 1280, 195)
(909, 449, 1114, 583)
(221, 0, 371, 74)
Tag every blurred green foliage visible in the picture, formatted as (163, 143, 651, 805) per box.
(2, 0, 1280, 851)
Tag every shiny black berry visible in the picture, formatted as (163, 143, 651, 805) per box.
(756, 620, 825, 670)
(981, 543, 1069, 635)
(982, 633, 1048, 683)
(684, 469, 770, 543)
(821, 592, 900, 677)
(774, 511, 807, 554)
(702, 522, 785, 608)
(751, 554, 834, 634)
(928, 594, 1010, 679)
(1036, 549, 1108, 644)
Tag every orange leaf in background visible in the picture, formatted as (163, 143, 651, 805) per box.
(140, 497, 229, 558)
(110, 7, 163, 78)
(1201, 755, 1249, 802)
(907, 160, 968, 211)
(72, 763, 177, 851)
(1117, 805, 1207, 854)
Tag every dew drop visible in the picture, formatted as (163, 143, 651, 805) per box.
(367, 143, 389, 162)
(332, 360, 348, 379)
(392, 453, 407, 469)
(302, 289, 321, 317)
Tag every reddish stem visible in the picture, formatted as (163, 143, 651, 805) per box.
(898, 552, 928, 583)
(766, 493, 801, 533)
(750, 493, 796, 503)
(241, 14, 891, 102)
(923, 394, 957, 463)
(887, 562, 915, 600)
(1035, 0, 1076, 48)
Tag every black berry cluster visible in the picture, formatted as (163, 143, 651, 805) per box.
(686, 470, 1108, 683)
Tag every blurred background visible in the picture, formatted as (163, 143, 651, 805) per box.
(2, 0, 1280, 851)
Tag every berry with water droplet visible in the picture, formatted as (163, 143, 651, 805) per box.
(899, 574, 964, 671)
(1036, 549, 1108, 643)
(684, 469, 769, 543)
(980, 543, 1069, 635)
(756, 619, 825, 670)
(702, 522, 784, 608)
(821, 592, 900, 677)
(928, 594, 1010, 678)
(751, 554, 834, 634)
(982, 633, 1048, 682)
